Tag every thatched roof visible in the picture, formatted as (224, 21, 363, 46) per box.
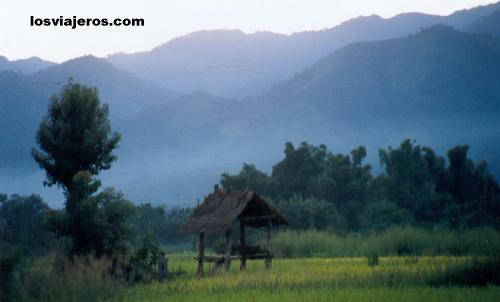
(180, 187, 288, 234)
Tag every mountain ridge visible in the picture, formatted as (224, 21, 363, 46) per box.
(107, 1, 500, 96)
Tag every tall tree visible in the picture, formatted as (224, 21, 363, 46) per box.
(32, 80, 121, 192)
(379, 139, 444, 221)
(32, 80, 127, 256)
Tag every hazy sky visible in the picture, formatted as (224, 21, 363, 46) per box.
(0, 0, 497, 62)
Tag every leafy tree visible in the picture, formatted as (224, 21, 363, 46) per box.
(32, 80, 129, 256)
(273, 196, 346, 231)
(379, 139, 446, 222)
(221, 163, 272, 196)
(271, 142, 328, 199)
(130, 204, 191, 245)
(221, 139, 499, 232)
(221, 143, 373, 230)
(46, 185, 135, 257)
(0, 194, 53, 255)
(445, 146, 499, 228)
(359, 200, 413, 230)
(319, 147, 372, 229)
(32, 80, 120, 192)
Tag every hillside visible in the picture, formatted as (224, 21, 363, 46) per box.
(0, 56, 177, 173)
(0, 56, 55, 74)
(465, 10, 500, 36)
(108, 2, 500, 97)
(108, 26, 500, 205)
(2, 16, 500, 206)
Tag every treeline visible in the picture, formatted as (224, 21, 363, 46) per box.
(221, 140, 500, 231)
(0, 193, 190, 258)
(0, 191, 191, 301)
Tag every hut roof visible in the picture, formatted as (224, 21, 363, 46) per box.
(180, 188, 288, 234)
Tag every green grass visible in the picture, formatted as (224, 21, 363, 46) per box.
(272, 227, 500, 257)
(11, 227, 500, 301)
(109, 256, 500, 302)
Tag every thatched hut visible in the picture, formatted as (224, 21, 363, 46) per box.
(180, 185, 288, 276)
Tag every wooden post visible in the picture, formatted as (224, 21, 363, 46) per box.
(225, 228, 232, 272)
(239, 220, 246, 271)
(159, 252, 168, 280)
(265, 219, 273, 269)
(197, 232, 205, 277)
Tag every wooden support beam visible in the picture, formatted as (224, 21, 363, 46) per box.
(224, 228, 232, 272)
(197, 232, 205, 277)
(266, 219, 273, 269)
(240, 220, 246, 271)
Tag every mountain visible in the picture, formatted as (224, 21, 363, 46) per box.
(33, 56, 178, 118)
(108, 2, 500, 97)
(99, 26, 500, 207)
(3, 6, 500, 207)
(250, 25, 500, 173)
(464, 10, 500, 37)
(0, 56, 55, 74)
(0, 56, 177, 173)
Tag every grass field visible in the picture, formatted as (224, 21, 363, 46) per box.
(108, 256, 500, 302)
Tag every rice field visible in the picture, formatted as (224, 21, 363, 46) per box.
(109, 256, 500, 302)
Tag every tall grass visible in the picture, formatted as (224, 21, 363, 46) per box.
(112, 256, 500, 302)
(272, 226, 500, 258)
(3, 253, 123, 302)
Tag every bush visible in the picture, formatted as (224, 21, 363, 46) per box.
(273, 196, 346, 231)
(0, 249, 24, 302)
(0, 194, 54, 256)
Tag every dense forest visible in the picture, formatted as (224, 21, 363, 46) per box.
(222, 140, 500, 232)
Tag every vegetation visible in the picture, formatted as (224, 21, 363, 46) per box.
(222, 140, 500, 231)
(271, 227, 500, 258)
(1, 79, 499, 301)
(31, 80, 132, 258)
(0, 194, 54, 255)
(131, 204, 192, 247)
(112, 256, 500, 302)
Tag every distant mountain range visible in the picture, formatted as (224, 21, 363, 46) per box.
(107, 1, 500, 97)
(464, 9, 500, 36)
(0, 56, 55, 74)
(1, 3, 500, 207)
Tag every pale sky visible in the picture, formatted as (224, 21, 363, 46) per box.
(0, 0, 497, 62)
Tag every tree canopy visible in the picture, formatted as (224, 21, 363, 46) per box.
(32, 80, 120, 191)
(221, 139, 500, 231)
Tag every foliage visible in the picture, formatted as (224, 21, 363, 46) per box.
(130, 203, 192, 246)
(221, 139, 500, 231)
(272, 196, 345, 231)
(45, 187, 136, 257)
(123, 235, 166, 282)
(0, 193, 54, 255)
(271, 227, 500, 258)
(0, 249, 24, 302)
(31, 80, 133, 257)
(113, 256, 500, 302)
(132, 235, 162, 270)
(31, 80, 120, 191)
(358, 200, 413, 230)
